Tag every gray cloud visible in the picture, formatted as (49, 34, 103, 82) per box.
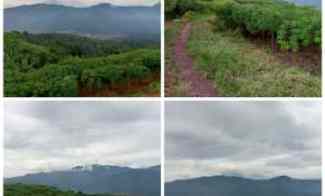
(165, 101, 321, 181)
(5, 0, 160, 8)
(5, 101, 160, 178)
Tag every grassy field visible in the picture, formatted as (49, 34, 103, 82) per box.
(187, 15, 321, 97)
(166, 0, 321, 97)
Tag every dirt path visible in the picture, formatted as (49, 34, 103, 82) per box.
(174, 23, 217, 97)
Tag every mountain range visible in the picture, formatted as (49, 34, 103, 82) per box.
(4, 3, 161, 41)
(165, 175, 321, 196)
(5, 164, 161, 196)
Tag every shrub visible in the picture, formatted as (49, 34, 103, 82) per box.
(216, 1, 321, 51)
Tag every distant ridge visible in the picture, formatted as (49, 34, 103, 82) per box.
(6, 2, 160, 9)
(4, 3, 161, 41)
(5, 164, 161, 196)
(166, 174, 321, 196)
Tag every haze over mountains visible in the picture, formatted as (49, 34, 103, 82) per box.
(165, 175, 321, 196)
(286, 0, 321, 8)
(4, 3, 160, 41)
(5, 164, 160, 196)
(4, 0, 160, 8)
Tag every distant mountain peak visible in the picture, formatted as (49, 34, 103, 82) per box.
(24, 3, 65, 8)
(89, 3, 112, 9)
(147, 165, 161, 169)
(6, 164, 161, 196)
(5, 3, 70, 10)
(270, 175, 292, 181)
(71, 165, 95, 172)
(71, 164, 129, 172)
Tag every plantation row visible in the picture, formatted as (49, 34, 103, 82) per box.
(166, 0, 321, 51)
(216, 0, 321, 51)
(4, 32, 160, 97)
(5, 184, 121, 196)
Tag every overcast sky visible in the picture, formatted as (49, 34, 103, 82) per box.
(4, 0, 160, 8)
(165, 101, 321, 182)
(5, 101, 160, 178)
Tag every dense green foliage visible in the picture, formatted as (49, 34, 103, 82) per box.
(165, 0, 204, 18)
(22, 33, 155, 58)
(166, 0, 232, 19)
(216, 0, 321, 51)
(4, 32, 160, 97)
(4, 184, 122, 196)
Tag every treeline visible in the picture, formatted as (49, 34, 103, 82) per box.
(4, 32, 160, 97)
(165, 0, 224, 18)
(165, 0, 204, 18)
(216, 0, 321, 51)
(4, 184, 124, 196)
(22, 32, 159, 58)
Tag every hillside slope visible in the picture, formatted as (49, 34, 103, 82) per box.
(4, 32, 160, 97)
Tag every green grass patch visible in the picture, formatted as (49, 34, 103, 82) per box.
(187, 17, 321, 97)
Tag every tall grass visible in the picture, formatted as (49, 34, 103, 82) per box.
(187, 19, 321, 97)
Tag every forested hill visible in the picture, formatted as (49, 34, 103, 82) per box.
(4, 3, 160, 41)
(4, 184, 121, 196)
(5, 164, 161, 196)
(165, 175, 321, 196)
(4, 32, 161, 97)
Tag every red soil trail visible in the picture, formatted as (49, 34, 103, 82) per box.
(174, 23, 217, 97)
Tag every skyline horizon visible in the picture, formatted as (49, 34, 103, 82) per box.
(6, 162, 320, 181)
(4, 0, 160, 8)
(4, 2, 160, 9)
(165, 172, 322, 183)
(5, 163, 161, 179)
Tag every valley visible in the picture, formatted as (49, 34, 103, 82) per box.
(4, 3, 161, 97)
